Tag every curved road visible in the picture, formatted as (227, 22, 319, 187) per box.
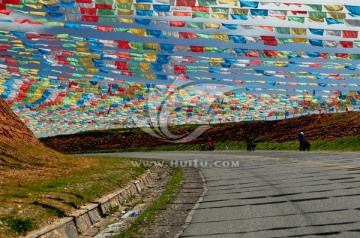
(91, 151, 360, 238)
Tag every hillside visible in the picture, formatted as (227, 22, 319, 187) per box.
(0, 99, 39, 145)
(0, 97, 77, 186)
(0, 98, 149, 237)
(41, 112, 360, 153)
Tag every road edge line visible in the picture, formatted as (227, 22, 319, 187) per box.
(174, 166, 208, 238)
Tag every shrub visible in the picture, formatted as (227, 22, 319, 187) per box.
(7, 217, 36, 235)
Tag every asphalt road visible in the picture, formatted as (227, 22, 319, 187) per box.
(90, 150, 360, 238)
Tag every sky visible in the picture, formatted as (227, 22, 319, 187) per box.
(0, 0, 360, 136)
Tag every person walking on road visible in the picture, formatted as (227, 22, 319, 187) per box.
(246, 136, 255, 151)
(299, 132, 306, 151)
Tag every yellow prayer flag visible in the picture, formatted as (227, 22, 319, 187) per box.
(116, 0, 132, 4)
(56, 34, 68, 39)
(29, 11, 46, 16)
(89, 53, 101, 59)
(211, 13, 229, 20)
(210, 58, 223, 62)
(348, 91, 356, 96)
(76, 48, 89, 52)
(25, 4, 43, 9)
(130, 28, 146, 36)
(133, 4, 151, 10)
(209, 62, 221, 66)
(76, 42, 88, 47)
(79, 58, 93, 67)
(212, 34, 229, 41)
(139, 62, 151, 72)
(144, 42, 159, 51)
(218, 0, 237, 5)
(146, 74, 156, 79)
(38, 0, 56, 4)
(78, 52, 90, 57)
(143, 54, 156, 62)
(291, 28, 307, 35)
(88, 68, 99, 73)
(324, 5, 344, 11)
(47, 22, 64, 26)
(205, 23, 221, 29)
(117, 9, 134, 15)
(292, 38, 307, 43)
(308, 17, 325, 23)
(328, 12, 346, 20)
(274, 62, 287, 66)
(231, 9, 248, 14)
(118, 18, 134, 24)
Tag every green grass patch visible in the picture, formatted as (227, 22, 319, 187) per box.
(0, 154, 149, 237)
(115, 167, 183, 238)
(250, 136, 360, 151)
(5, 217, 37, 235)
(105, 205, 120, 216)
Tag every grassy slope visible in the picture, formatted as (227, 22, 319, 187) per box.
(0, 141, 147, 237)
(42, 112, 360, 153)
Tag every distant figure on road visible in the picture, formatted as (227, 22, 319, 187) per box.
(299, 132, 306, 151)
(207, 138, 215, 151)
(199, 143, 206, 151)
(246, 137, 256, 151)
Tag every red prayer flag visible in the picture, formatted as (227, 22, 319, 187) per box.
(189, 46, 204, 52)
(173, 11, 191, 16)
(179, 32, 197, 39)
(174, 65, 186, 74)
(339, 41, 353, 48)
(80, 8, 97, 15)
(82, 15, 99, 22)
(170, 21, 186, 27)
(342, 30, 358, 39)
(176, 0, 196, 6)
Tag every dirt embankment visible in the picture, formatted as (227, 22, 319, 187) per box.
(41, 112, 360, 153)
(0, 97, 81, 186)
(0, 98, 39, 145)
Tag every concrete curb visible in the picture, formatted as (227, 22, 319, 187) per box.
(26, 170, 153, 238)
(174, 167, 208, 238)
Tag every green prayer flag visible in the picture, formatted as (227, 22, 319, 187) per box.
(198, 0, 216, 5)
(309, 11, 326, 18)
(305, 4, 322, 11)
(98, 9, 116, 15)
(288, 16, 305, 23)
(211, 7, 229, 13)
(99, 17, 116, 24)
(192, 12, 209, 18)
(275, 27, 290, 34)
